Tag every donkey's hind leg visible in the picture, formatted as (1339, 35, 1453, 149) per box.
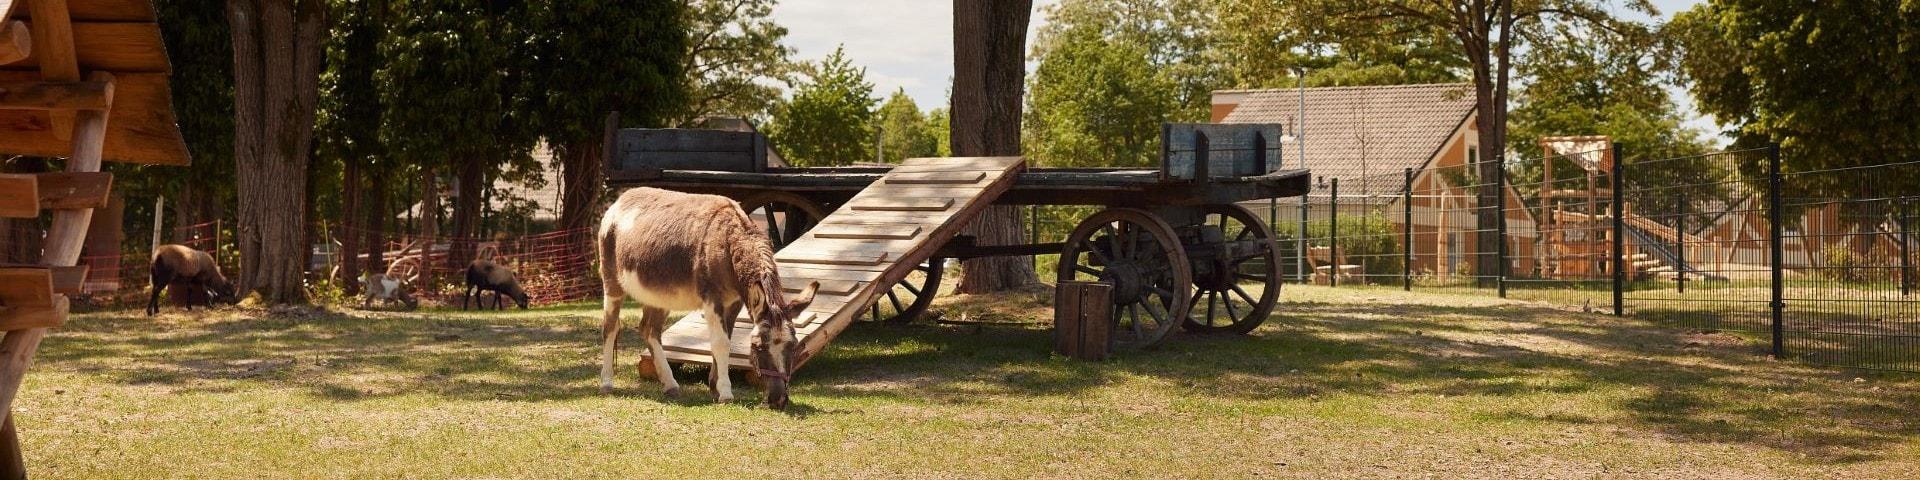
(599, 293, 623, 394)
(639, 307, 680, 397)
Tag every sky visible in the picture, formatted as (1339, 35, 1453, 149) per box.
(772, 0, 1713, 132)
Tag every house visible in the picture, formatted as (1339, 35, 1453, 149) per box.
(1213, 83, 1538, 277)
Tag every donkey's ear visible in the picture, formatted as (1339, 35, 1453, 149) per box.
(785, 281, 819, 316)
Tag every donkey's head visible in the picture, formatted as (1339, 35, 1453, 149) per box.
(747, 278, 818, 410)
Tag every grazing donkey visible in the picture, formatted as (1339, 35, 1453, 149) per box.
(463, 260, 529, 310)
(598, 187, 817, 409)
(147, 244, 237, 316)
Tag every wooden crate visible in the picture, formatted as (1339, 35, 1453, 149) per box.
(1054, 281, 1112, 361)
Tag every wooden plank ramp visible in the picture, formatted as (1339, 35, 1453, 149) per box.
(646, 156, 1025, 371)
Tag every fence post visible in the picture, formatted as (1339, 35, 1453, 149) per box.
(1496, 153, 1508, 298)
(1768, 143, 1785, 359)
(1030, 205, 1040, 272)
(1404, 167, 1414, 291)
(1612, 142, 1626, 316)
(1298, 195, 1308, 283)
(1677, 192, 1687, 294)
(1902, 197, 1911, 296)
(1329, 177, 1340, 287)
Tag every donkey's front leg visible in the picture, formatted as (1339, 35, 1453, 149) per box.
(704, 306, 735, 403)
(639, 307, 680, 397)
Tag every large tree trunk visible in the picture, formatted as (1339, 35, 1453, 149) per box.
(419, 169, 440, 292)
(558, 139, 603, 233)
(952, 0, 1037, 294)
(364, 176, 386, 276)
(449, 158, 484, 270)
(228, 0, 325, 305)
(340, 156, 362, 295)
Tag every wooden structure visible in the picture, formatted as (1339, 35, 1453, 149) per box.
(0, 0, 189, 476)
(1053, 281, 1112, 361)
(1536, 136, 1623, 279)
(606, 124, 1310, 376)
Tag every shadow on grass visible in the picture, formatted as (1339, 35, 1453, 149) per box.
(42, 292, 1920, 464)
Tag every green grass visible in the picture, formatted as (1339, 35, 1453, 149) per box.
(20, 286, 1920, 478)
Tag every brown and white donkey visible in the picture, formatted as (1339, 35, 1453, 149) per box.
(598, 187, 817, 409)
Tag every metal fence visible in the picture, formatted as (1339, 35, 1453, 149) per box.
(1022, 144, 1919, 373)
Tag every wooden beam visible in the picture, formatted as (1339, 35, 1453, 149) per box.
(0, 21, 27, 65)
(7, 21, 170, 74)
(0, 79, 109, 110)
(0, 269, 50, 308)
(0, 174, 33, 218)
(0, 72, 185, 165)
(34, 171, 110, 210)
(0, 295, 64, 331)
(25, 0, 73, 141)
(8, 0, 156, 22)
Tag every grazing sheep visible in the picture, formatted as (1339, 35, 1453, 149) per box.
(463, 260, 529, 310)
(147, 244, 237, 316)
(361, 273, 418, 310)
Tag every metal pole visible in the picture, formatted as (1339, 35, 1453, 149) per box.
(1496, 152, 1508, 298)
(1677, 192, 1688, 294)
(1612, 142, 1626, 317)
(1330, 177, 1340, 288)
(1768, 143, 1785, 358)
(1404, 167, 1414, 291)
(1902, 197, 1911, 296)
(1298, 196, 1308, 283)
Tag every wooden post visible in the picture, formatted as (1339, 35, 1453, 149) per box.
(1054, 282, 1112, 361)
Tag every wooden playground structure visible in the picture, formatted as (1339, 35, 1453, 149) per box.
(0, 0, 190, 476)
(605, 124, 1310, 376)
(1535, 136, 1721, 281)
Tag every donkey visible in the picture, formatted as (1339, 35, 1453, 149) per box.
(147, 244, 237, 316)
(598, 187, 817, 409)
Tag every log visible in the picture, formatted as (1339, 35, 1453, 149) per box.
(33, 171, 110, 210)
(0, 175, 34, 218)
(0, 79, 110, 110)
(0, 21, 27, 65)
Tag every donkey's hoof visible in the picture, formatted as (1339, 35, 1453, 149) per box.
(600, 383, 613, 395)
(716, 393, 735, 403)
(663, 386, 682, 398)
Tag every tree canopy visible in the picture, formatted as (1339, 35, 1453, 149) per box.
(765, 47, 878, 166)
(875, 89, 938, 162)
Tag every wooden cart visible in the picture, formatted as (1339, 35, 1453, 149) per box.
(604, 124, 1310, 370)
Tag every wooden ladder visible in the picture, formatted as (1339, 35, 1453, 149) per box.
(646, 156, 1026, 371)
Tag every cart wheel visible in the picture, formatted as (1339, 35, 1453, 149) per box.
(740, 192, 827, 250)
(863, 258, 944, 324)
(386, 257, 423, 285)
(1182, 204, 1283, 334)
(1059, 208, 1193, 350)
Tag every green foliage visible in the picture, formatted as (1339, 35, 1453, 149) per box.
(676, 0, 795, 125)
(120, 0, 238, 247)
(1271, 212, 1405, 281)
(875, 89, 937, 162)
(1024, 23, 1177, 168)
(525, 0, 689, 142)
(925, 107, 953, 157)
(376, 0, 539, 171)
(1671, 1, 1920, 197)
(765, 47, 877, 167)
(1215, 0, 1464, 88)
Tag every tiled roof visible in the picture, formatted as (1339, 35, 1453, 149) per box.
(1220, 83, 1476, 195)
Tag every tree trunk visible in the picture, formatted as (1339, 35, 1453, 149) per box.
(558, 140, 604, 233)
(228, 0, 325, 305)
(340, 156, 362, 295)
(420, 170, 440, 292)
(952, 0, 1037, 294)
(449, 158, 484, 270)
(363, 176, 386, 276)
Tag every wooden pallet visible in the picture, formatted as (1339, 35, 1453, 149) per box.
(647, 156, 1026, 371)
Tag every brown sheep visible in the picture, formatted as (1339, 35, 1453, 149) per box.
(463, 260, 529, 310)
(147, 244, 237, 316)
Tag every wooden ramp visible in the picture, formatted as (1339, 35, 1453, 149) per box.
(647, 156, 1026, 371)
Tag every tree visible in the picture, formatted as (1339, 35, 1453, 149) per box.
(1671, 0, 1920, 197)
(675, 0, 795, 126)
(1032, 0, 1219, 119)
(875, 89, 937, 162)
(765, 47, 877, 166)
(525, 0, 688, 232)
(953, 0, 1037, 293)
(228, 0, 327, 304)
(1507, 22, 1716, 216)
(1308, 0, 1653, 281)
(378, 0, 541, 271)
(1024, 23, 1177, 168)
(926, 107, 952, 157)
(318, 0, 388, 294)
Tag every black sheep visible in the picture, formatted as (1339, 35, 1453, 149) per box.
(463, 260, 529, 310)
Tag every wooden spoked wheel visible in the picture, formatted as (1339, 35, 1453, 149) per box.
(386, 256, 424, 284)
(1058, 208, 1193, 350)
(740, 191, 827, 250)
(864, 258, 944, 324)
(1182, 204, 1283, 334)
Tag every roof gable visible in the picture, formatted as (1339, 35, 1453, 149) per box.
(1220, 83, 1475, 193)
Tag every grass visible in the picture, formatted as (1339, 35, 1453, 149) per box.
(19, 286, 1920, 478)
